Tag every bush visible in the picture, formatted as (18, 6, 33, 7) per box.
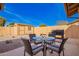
(39, 24, 47, 27)
(0, 16, 6, 26)
(7, 22, 15, 27)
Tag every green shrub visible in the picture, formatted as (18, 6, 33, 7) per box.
(39, 24, 47, 27)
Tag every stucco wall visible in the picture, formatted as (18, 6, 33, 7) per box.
(17, 26, 34, 35)
(0, 27, 18, 37)
(34, 25, 68, 36)
(65, 24, 79, 39)
(0, 23, 79, 39)
(0, 25, 34, 37)
(34, 23, 79, 39)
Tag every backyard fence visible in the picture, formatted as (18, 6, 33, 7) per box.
(34, 25, 68, 36)
(0, 27, 17, 37)
(0, 26, 34, 37)
(0, 24, 79, 39)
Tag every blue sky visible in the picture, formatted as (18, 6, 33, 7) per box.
(0, 3, 78, 26)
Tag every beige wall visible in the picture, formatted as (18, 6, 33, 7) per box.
(17, 26, 34, 35)
(34, 24, 79, 39)
(14, 23, 34, 35)
(0, 25, 68, 37)
(0, 22, 79, 39)
(34, 25, 68, 36)
(0, 25, 34, 37)
(0, 27, 18, 37)
(65, 23, 79, 39)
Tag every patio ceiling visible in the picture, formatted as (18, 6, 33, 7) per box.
(64, 3, 79, 17)
(0, 3, 4, 10)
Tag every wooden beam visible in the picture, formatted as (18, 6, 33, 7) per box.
(78, 7, 79, 18)
(64, 3, 79, 17)
(0, 3, 4, 10)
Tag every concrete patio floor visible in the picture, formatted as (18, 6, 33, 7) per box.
(0, 38, 79, 56)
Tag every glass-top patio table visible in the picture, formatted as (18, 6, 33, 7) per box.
(33, 35, 55, 56)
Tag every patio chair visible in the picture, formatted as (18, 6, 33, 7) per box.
(21, 38, 43, 56)
(48, 30, 64, 39)
(48, 31, 55, 37)
(29, 34, 42, 44)
(29, 34, 36, 42)
(54, 30, 64, 39)
(49, 30, 64, 43)
(47, 38, 68, 56)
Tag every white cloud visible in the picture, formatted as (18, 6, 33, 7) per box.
(4, 9, 46, 26)
(4, 9, 33, 24)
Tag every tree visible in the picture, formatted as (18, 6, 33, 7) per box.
(0, 16, 6, 26)
(39, 24, 47, 27)
(56, 20, 68, 25)
(7, 22, 15, 27)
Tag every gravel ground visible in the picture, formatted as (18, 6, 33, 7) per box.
(0, 39, 23, 53)
(0, 35, 29, 53)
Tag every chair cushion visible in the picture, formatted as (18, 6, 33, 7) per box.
(52, 45, 60, 48)
(54, 39, 62, 43)
(55, 35, 62, 39)
(47, 45, 59, 52)
(33, 46, 43, 55)
(53, 41, 61, 47)
(32, 44, 42, 50)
